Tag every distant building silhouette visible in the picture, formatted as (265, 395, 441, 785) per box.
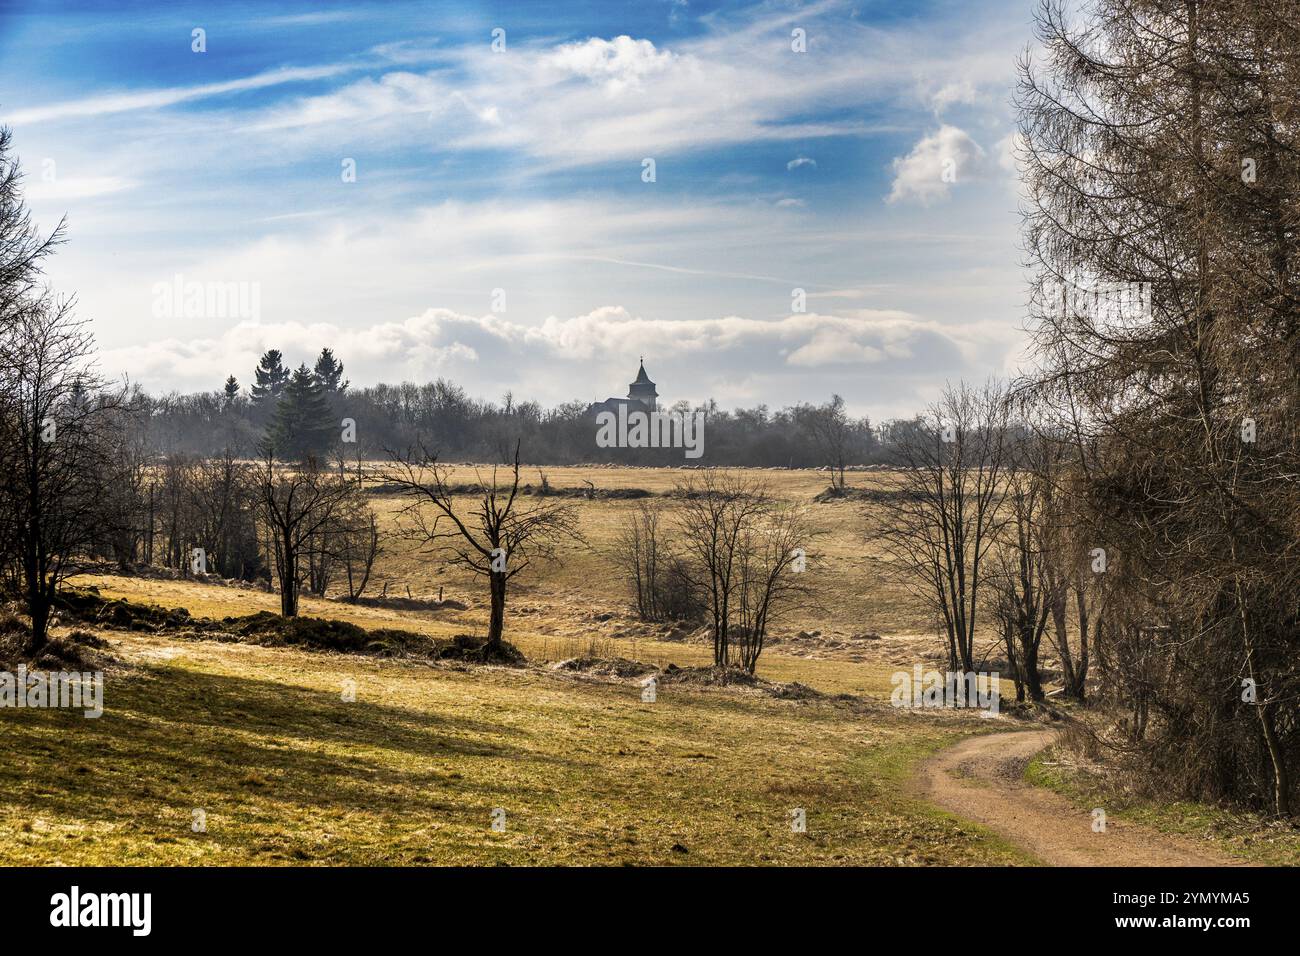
(588, 358, 658, 416)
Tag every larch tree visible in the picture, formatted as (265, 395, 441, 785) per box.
(1018, 0, 1300, 813)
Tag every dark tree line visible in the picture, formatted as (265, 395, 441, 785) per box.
(143, 370, 888, 473)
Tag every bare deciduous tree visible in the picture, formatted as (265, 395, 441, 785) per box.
(379, 441, 581, 655)
(873, 381, 1011, 673)
(799, 395, 854, 492)
(254, 452, 355, 617)
(675, 470, 771, 667)
(0, 295, 120, 651)
(987, 437, 1059, 702)
(733, 505, 819, 673)
(337, 503, 382, 603)
(614, 500, 667, 621)
(675, 470, 816, 672)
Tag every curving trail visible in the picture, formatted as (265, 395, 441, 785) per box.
(913, 729, 1244, 866)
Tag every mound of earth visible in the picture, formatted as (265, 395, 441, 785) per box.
(220, 617, 522, 664)
(657, 664, 825, 700)
(215, 611, 436, 657)
(659, 664, 761, 687)
(375, 481, 651, 501)
(50, 589, 523, 665)
(55, 590, 191, 632)
(434, 634, 525, 665)
(29, 634, 113, 670)
(811, 486, 926, 504)
(0, 612, 116, 670)
(349, 595, 469, 613)
(997, 698, 1069, 722)
(553, 657, 658, 679)
(524, 484, 651, 500)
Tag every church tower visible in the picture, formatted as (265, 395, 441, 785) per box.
(628, 359, 658, 411)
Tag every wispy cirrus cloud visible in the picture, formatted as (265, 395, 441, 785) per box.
(5, 63, 363, 125)
(219, 7, 1017, 169)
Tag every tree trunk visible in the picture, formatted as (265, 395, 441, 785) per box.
(1070, 587, 1090, 701)
(1050, 590, 1080, 698)
(1236, 586, 1291, 816)
(1002, 622, 1024, 702)
(280, 576, 296, 617)
(279, 535, 298, 617)
(1021, 629, 1044, 702)
(27, 580, 50, 654)
(487, 571, 506, 648)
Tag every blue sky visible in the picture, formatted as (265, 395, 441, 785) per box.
(0, 0, 1036, 418)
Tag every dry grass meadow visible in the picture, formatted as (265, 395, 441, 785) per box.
(5, 465, 1286, 865)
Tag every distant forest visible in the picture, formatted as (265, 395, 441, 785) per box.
(135, 346, 894, 469)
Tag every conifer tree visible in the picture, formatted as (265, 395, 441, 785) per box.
(264, 364, 334, 460)
(250, 349, 289, 407)
(313, 347, 348, 394)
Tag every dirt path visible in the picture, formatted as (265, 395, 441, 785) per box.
(914, 729, 1244, 866)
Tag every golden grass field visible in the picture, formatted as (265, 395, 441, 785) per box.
(354, 463, 930, 650)
(1, 466, 1289, 865)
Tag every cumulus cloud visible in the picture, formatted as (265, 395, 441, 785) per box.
(543, 36, 675, 94)
(996, 131, 1022, 174)
(887, 125, 988, 205)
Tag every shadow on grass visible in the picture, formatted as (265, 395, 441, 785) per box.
(0, 659, 572, 845)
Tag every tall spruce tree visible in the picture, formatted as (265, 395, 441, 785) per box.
(313, 347, 348, 394)
(264, 364, 334, 460)
(250, 349, 289, 407)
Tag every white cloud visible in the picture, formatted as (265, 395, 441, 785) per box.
(98, 304, 983, 410)
(15, 9, 1022, 181)
(13, 3, 1032, 418)
(996, 131, 1022, 174)
(242, 71, 445, 132)
(887, 124, 988, 205)
(543, 36, 676, 94)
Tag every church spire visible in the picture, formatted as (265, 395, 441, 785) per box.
(628, 358, 657, 409)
